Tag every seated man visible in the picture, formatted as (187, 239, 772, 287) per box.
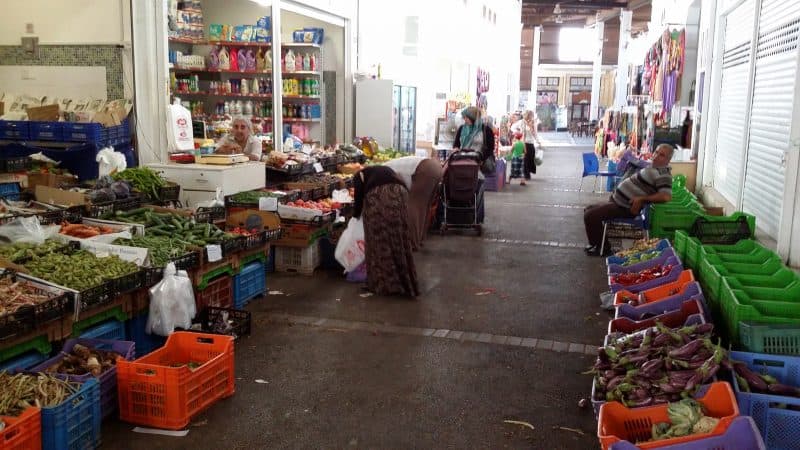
(583, 144, 674, 256)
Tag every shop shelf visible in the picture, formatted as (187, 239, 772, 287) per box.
(77, 318, 126, 341)
(30, 338, 135, 420)
(597, 382, 739, 450)
(0, 350, 49, 373)
(739, 322, 800, 355)
(607, 248, 679, 275)
(198, 307, 251, 340)
(125, 312, 167, 356)
(275, 241, 321, 275)
(608, 298, 706, 334)
(233, 259, 266, 308)
(0, 335, 51, 366)
(730, 351, 800, 450)
(0, 407, 41, 450)
(606, 239, 672, 266)
(72, 306, 128, 338)
(195, 271, 233, 311)
(615, 282, 704, 320)
(608, 416, 765, 450)
(117, 332, 235, 430)
(40, 378, 100, 450)
(608, 257, 683, 293)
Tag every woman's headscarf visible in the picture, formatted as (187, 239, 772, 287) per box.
(460, 106, 483, 150)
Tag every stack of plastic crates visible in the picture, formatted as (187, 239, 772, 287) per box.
(647, 176, 706, 239)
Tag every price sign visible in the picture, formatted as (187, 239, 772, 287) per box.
(313, 162, 324, 173)
(206, 244, 223, 262)
(259, 196, 278, 211)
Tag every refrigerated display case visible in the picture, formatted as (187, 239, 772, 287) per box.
(392, 85, 417, 152)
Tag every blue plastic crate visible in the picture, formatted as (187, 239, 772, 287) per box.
(234, 259, 266, 308)
(730, 350, 800, 450)
(29, 121, 64, 141)
(41, 377, 101, 450)
(0, 350, 48, 373)
(125, 312, 166, 356)
(0, 182, 21, 201)
(78, 318, 126, 340)
(605, 239, 673, 266)
(62, 122, 107, 143)
(0, 120, 30, 140)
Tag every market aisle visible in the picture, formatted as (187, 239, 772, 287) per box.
(103, 135, 612, 449)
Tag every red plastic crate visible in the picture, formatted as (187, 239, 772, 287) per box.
(116, 332, 235, 430)
(194, 273, 233, 311)
(597, 382, 740, 450)
(0, 407, 41, 450)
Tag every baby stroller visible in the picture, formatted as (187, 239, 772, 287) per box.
(439, 150, 485, 235)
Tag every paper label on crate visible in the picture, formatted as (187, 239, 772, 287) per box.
(259, 196, 278, 211)
(332, 189, 352, 203)
(313, 162, 324, 173)
(79, 240, 149, 266)
(301, 144, 313, 155)
(206, 244, 223, 262)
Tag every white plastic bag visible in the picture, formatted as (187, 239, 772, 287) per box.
(334, 217, 366, 273)
(96, 147, 127, 177)
(166, 102, 195, 152)
(0, 216, 60, 244)
(534, 148, 544, 166)
(196, 187, 224, 208)
(146, 263, 196, 336)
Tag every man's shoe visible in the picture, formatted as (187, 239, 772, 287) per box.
(584, 244, 595, 251)
(587, 247, 614, 257)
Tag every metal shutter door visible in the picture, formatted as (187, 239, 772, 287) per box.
(713, 0, 756, 205)
(741, 0, 800, 238)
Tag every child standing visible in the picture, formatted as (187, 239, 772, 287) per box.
(509, 133, 526, 185)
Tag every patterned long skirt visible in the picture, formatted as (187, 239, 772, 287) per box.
(363, 184, 419, 297)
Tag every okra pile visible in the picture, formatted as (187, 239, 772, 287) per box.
(24, 250, 139, 291)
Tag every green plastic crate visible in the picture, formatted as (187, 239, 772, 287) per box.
(196, 264, 235, 290)
(0, 334, 51, 363)
(650, 209, 705, 239)
(698, 256, 786, 302)
(673, 174, 687, 189)
(719, 282, 800, 345)
(739, 322, 800, 355)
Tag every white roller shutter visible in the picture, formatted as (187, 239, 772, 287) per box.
(713, 0, 756, 205)
(741, 0, 800, 238)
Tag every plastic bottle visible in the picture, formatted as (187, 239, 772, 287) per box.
(285, 50, 295, 72)
(224, 101, 231, 115)
(295, 53, 303, 72)
(236, 100, 243, 115)
(252, 78, 260, 95)
(303, 53, 311, 71)
(309, 53, 317, 71)
(241, 78, 250, 95)
(244, 100, 253, 116)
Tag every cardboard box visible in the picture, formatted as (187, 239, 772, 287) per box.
(26, 104, 59, 121)
(27, 173, 78, 191)
(226, 209, 281, 230)
(36, 184, 87, 207)
(274, 221, 330, 248)
(704, 206, 725, 216)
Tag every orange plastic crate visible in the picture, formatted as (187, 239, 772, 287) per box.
(597, 382, 739, 450)
(614, 270, 696, 306)
(1, 407, 41, 450)
(117, 332, 235, 430)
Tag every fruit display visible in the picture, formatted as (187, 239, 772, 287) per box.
(615, 238, 663, 258)
(649, 399, 720, 441)
(285, 199, 341, 213)
(42, 343, 121, 377)
(338, 163, 364, 175)
(0, 240, 67, 263)
(59, 222, 121, 238)
(621, 249, 662, 267)
(23, 250, 139, 292)
(370, 148, 405, 163)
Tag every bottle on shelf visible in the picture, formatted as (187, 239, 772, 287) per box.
(310, 53, 317, 71)
(224, 101, 231, 115)
(303, 53, 311, 71)
(219, 47, 230, 70)
(244, 100, 253, 116)
(295, 53, 303, 72)
(285, 50, 295, 72)
(235, 100, 243, 115)
(252, 78, 260, 95)
(241, 78, 250, 95)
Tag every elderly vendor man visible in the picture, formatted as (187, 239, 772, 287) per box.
(583, 144, 675, 256)
(215, 116, 262, 161)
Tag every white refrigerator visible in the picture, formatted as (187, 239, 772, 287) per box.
(355, 79, 394, 149)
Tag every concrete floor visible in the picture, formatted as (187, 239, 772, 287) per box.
(103, 134, 613, 449)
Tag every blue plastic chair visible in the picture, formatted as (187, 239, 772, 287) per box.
(601, 204, 650, 254)
(581, 152, 616, 192)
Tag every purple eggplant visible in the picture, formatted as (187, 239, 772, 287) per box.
(607, 375, 624, 391)
(668, 338, 706, 359)
(626, 396, 653, 407)
(735, 364, 769, 392)
(659, 381, 684, 394)
(653, 332, 672, 347)
(736, 374, 751, 393)
(692, 322, 714, 335)
(767, 383, 800, 397)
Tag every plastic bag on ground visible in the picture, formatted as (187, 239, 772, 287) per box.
(96, 147, 127, 177)
(334, 217, 366, 273)
(196, 187, 224, 208)
(0, 216, 60, 244)
(146, 263, 197, 336)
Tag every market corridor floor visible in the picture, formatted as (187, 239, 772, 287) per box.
(103, 136, 613, 449)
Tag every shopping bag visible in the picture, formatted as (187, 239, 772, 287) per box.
(147, 263, 196, 336)
(534, 148, 544, 166)
(334, 217, 366, 273)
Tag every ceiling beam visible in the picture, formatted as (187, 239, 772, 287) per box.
(521, 0, 627, 6)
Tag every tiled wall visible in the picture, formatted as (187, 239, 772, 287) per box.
(0, 45, 124, 100)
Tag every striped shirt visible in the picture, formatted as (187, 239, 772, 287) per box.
(612, 166, 673, 209)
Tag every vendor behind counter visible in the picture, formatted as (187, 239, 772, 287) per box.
(214, 116, 262, 161)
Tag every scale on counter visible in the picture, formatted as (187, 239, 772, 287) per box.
(195, 153, 250, 165)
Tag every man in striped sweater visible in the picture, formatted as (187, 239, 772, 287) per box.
(583, 144, 674, 256)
